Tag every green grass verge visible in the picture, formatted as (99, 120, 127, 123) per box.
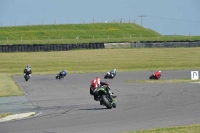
(0, 48, 200, 97)
(123, 124, 200, 133)
(0, 74, 23, 97)
(0, 112, 12, 119)
(127, 79, 200, 83)
(0, 23, 199, 44)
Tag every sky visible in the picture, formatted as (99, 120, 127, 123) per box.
(0, 0, 200, 35)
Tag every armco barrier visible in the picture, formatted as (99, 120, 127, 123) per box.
(131, 41, 200, 48)
(104, 41, 200, 49)
(0, 43, 104, 52)
(104, 43, 131, 48)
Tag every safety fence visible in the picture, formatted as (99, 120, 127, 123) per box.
(0, 35, 199, 45)
(0, 43, 104, 52)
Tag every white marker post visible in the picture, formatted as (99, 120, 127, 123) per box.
(191, 71, 199, 80)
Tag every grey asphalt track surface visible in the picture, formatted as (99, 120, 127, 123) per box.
(0, 96, 34, 114)
(1, 70, 200, 133)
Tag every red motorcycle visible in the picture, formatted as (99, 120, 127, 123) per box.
(149, 73, 161, 80)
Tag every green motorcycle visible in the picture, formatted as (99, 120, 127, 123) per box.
(94, 87, 116, 109)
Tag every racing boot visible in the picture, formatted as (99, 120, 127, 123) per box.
(100, 100, 103, 105)
(94, 94, 98, 101)
(94, 97, 98, 101)
(112, 95, 117, 98)
(112, 102, 116, 108)
(110, 91, 117, 98)
(108, 91, 116, 102)
(112, 92, 117, 98)
(106, 86, 116, 99)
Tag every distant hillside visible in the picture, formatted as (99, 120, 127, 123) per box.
(0, 23, 161, 44)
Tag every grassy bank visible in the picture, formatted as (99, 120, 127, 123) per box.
(0, 23, 159, 44)
(0, 74, 23, 97)
(0, 48, 200, 96)
(0, 23, 199, 44)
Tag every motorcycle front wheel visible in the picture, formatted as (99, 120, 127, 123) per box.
(25, 75, 29, 81)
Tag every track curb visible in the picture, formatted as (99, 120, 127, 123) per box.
(0, 112, 36, 122)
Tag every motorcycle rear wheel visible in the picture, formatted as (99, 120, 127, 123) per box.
(104, 74, 108, 79)
(56, 75, 60, 79)
(101, 95, 112, 109)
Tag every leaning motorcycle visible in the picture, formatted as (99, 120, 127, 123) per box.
(94, 87, 116, 109)
(149, 74, 160, 80)
(104, 72, 116, 79)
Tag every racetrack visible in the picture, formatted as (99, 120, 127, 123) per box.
(1, 70, 200, 133)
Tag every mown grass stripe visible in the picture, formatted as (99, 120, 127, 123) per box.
(127, 79, 200, 83)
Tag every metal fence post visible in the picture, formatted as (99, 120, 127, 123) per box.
(76, 35, 79, 44)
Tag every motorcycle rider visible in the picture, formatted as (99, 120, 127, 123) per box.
(24, 65, 32, 77)
(107, 69, 116, 78)
(153, 70, 161, 79)
(90, 77, 116, 101)
(59, 70, 67, 78)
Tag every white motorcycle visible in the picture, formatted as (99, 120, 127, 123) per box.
(104, 71, 116, 79)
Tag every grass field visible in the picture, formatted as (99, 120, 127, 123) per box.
(0, 74, 23, 97)
(0, 48, 200, 96)
(123, 124, 200, 133)
(0, 23, 199, 44)
(127, 79, 200, 83)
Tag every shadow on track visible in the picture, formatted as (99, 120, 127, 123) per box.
(79, 107, 107, 110)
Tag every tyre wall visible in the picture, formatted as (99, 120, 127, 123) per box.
(0, 43, 104, 52)
(1, 42, 200, 52)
